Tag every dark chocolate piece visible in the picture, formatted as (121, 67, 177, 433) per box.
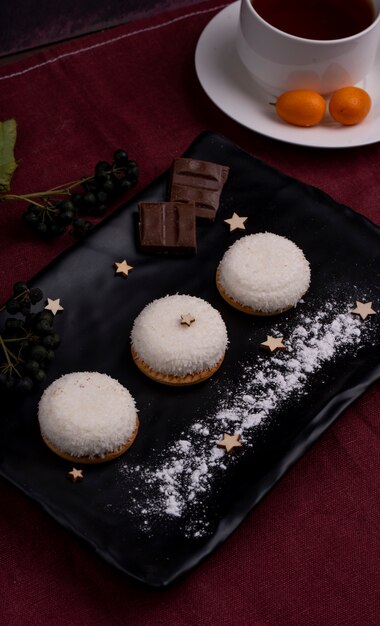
(169, 158, 229, 221)
(138, 201, 196, 255)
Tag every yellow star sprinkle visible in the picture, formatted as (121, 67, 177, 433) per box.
(67, 468, 84, 483)
(45, 298, 64, 315)
(217, 433, 242, 454)
(351, 301, 376, 320)
(260, 335, 287, 353)
(224, 212, 248, 232)
(180, 313, 195, 327)
(114, 260, 134, 278)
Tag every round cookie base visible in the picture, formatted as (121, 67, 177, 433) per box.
(216, 268, 297, 316)
(131, 346, 224, 386)
(41, 417, 139, 464)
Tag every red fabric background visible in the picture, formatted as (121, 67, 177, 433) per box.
(0, 2, 379, 624)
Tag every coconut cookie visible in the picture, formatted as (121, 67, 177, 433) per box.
(217, 232, 310, 315)
(131, 294, 228, 385)
(38, 372, 139, 463)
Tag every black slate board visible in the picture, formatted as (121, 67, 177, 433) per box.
(1, 132, 379, 587)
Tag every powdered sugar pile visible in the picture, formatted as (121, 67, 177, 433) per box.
(115, 298, 375, 537)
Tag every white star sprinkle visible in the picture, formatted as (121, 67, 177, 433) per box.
(224, 213, 248, 232)
(217, 433, 243, 454)
(260, 335, 287, 353)
(45, 298, 64, 315)
(351, 301, 376, 320)
(180, 313, 195, 327)
(114, 260, 134, 277)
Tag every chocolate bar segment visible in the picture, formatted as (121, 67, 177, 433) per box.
(169, 158, 229, 221)
(138, 201, 196, 255)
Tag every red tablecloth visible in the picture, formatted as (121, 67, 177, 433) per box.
(0, 2, 379, 624)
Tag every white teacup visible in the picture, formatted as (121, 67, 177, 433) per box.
(236, 0, 380, 96)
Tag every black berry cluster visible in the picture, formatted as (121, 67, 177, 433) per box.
(0, 282, 61, 394)
(19, 149, 139, 238)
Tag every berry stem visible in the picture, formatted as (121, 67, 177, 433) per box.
(3, 344, 20, 363)
(0, 335, 12, 367)
(0, 190, 71, 203)
(0, 288, 29, 312)
(0, 335, 24, 379)
(0, 166, 126, 205)
(3, 333, 32, 344)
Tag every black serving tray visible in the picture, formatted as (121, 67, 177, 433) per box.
(1, 132, 379, 587)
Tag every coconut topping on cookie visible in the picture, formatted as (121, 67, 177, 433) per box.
(131, 294, 228, 378)
(38, 372, 138, 459)
(217, 232, 310, 314)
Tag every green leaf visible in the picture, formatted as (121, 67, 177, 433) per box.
(0, 118, 17, 193)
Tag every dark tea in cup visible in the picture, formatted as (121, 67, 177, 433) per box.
(238, 0, 380, 94)
(251, 0, 376, 40)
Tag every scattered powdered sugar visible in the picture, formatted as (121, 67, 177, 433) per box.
(114, 298, 375, 538)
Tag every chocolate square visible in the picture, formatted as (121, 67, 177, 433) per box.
(138, 201, 197, 255)
(169, 158, 229, 221)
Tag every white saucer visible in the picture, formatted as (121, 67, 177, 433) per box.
(195, 2, 380, 148)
